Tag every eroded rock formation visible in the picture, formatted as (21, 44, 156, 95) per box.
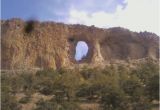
(1, 19, 159, 70)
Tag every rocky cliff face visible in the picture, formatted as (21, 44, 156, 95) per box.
(1, 19, 159, 70)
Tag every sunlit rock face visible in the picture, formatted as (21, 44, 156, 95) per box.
(1, 19, 159, 70)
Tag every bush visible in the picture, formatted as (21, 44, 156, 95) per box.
(34, 69, 61, 95)
(131, 97, 151, 110)
(1, 62, 158, 110)
(35, 79, 54, 95)
(35, 99, 59, 110)
(121, 75, 144, 101)
(36, 69, 58, 77)
(76, 84, 90, 97)
(101, 87, 126, 110)
(19, 96, 30, 104)
(19, 73, 34, 91)
(145, 74, 159, 101)
(56, 70, 83, 101)
(1, 74, 20, 110)
(1, 95, 20, 110)
(133, 60, 159, 84)
(80, 67, 98, 80)
(35, 99, 81, 110)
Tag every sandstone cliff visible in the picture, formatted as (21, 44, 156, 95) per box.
(1, 19, 159, 70)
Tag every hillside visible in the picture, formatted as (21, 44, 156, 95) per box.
(1, 18, 159, 70)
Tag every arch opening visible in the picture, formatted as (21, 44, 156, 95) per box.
(75, 41, 89, 61)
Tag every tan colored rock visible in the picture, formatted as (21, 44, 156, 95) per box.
(1, 19, 159, 70)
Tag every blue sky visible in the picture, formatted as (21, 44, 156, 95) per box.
(2, 0, 126, 21)
(75, 41, 88, 61)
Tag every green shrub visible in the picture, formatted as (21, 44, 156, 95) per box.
(57, 70, 83, 101)
(1, 75, 20, 110)
(36, 69, 57, 77)
(101, 87, 126, 110)
(76, 84, 90, 97)
(121, 76, 143, 98)
(35, 99, 59, 110)
(133, 60, 159, 84)
(34, 69, 61, 95)
(19, 96, 30, 104)
(145, 74, 159, 101)
(32, 75, 56, 95)
(131, 97, 151, 110)
(20, 73, 33, 91)
(1, 62, 158, 110)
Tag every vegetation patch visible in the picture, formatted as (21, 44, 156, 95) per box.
(1, 60, 159, 110)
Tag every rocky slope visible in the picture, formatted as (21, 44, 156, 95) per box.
(1, 18, 159, 70)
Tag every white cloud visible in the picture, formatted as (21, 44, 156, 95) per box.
(67, 0, 159, 35)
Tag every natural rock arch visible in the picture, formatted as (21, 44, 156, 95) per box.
(68, 35, 94, 63)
